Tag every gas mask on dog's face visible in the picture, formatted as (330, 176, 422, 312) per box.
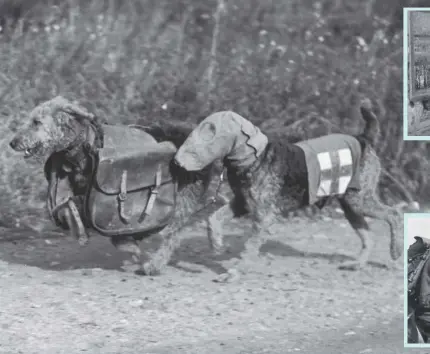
(175, 116, 232, 171)
(175, 111, 268, 171)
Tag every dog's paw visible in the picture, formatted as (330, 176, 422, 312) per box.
(390, 240, 403, 261)
(240, 250, 268, 264)
(389, 258, 404, 272)
(338, 260, 367, 271)
(78, 235, 90, 247)
(213, 268, 240, 283)
(211, 244, 227, 256)
(261, 253, 275, 261)
(136, 262, 162, 276)
(121, 260, 140, 273)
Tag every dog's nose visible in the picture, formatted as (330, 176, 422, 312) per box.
(9, 139, 17, 150)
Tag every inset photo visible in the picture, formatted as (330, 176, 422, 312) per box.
(405, 8, 430, 139)
(406, 213, 430, 346)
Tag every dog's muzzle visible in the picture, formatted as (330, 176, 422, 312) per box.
(9, 138, 39, 158)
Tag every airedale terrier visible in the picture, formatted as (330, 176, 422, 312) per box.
(174, 101, 404, 281)
(9, 96, 225, 275)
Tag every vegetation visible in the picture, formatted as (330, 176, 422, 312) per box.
(0, 0, 426, 231)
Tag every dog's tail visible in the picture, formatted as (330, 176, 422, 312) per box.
(359, 99, 380, 147)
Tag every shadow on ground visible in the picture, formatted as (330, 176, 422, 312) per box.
(0, 223, 388, 274)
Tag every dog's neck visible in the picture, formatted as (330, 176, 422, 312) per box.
(225, 146, 266, 183)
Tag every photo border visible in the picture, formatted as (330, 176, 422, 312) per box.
(403, 7, 430, 140)
(404, 212, 430, 348)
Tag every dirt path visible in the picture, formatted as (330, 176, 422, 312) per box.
(0, 215, 420, 354)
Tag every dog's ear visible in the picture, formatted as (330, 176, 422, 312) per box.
(61, 102, 95, 121)
(48, 96, 94, 121)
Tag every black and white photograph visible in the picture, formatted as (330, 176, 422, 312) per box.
(0, 1, 426, 353)
(406, 9, 430, 137)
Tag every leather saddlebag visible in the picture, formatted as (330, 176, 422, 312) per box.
(86, 140, 177, 236)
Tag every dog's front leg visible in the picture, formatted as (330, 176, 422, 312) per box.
(140, 200, 236, 276)
(215, 209, 275, 283)
(207, 202, 236, 254)
(241, 209, 274, 261)
(56, 206, 89, 246)
(139, 221, 182, 276)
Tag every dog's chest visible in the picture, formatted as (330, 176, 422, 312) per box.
(230, 167, 284, 215)
(62, 162, 91, 195)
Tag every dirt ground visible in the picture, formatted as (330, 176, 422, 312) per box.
(0, 211, 424, 354)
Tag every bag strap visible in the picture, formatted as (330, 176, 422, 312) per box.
(47, 157, 61, 226)
(118, 164, 163, 225)
(118, 170, 130, 224)
(139, 165, 163, 223)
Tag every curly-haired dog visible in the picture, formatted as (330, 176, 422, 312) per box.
(9, 96, 225, 275)
(174, 102, 403, 281)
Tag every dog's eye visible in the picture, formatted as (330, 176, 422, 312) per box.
(32, 119, 42, 126)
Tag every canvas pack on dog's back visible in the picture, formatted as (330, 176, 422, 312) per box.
(295, 134, 362, 205)
(85, 125, 177, 236)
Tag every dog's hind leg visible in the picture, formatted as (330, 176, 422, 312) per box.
(359, 150, 403, 263)
(338, 188, 403, 270)
(337, 195, 373, 270)
(362, 193, 403, 261)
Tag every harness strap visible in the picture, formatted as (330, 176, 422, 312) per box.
(212, 169, 225, 203)
(184, 169, 228, 221)
(48, 124, 99, 246)
(47, 162, 60, 225)
(139, 165, 162, 223)
(118, 165, 164, 225)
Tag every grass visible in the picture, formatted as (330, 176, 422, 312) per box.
(0, 0, 426, 231)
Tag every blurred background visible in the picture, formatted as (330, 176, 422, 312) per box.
(0, 0, 426, 233)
